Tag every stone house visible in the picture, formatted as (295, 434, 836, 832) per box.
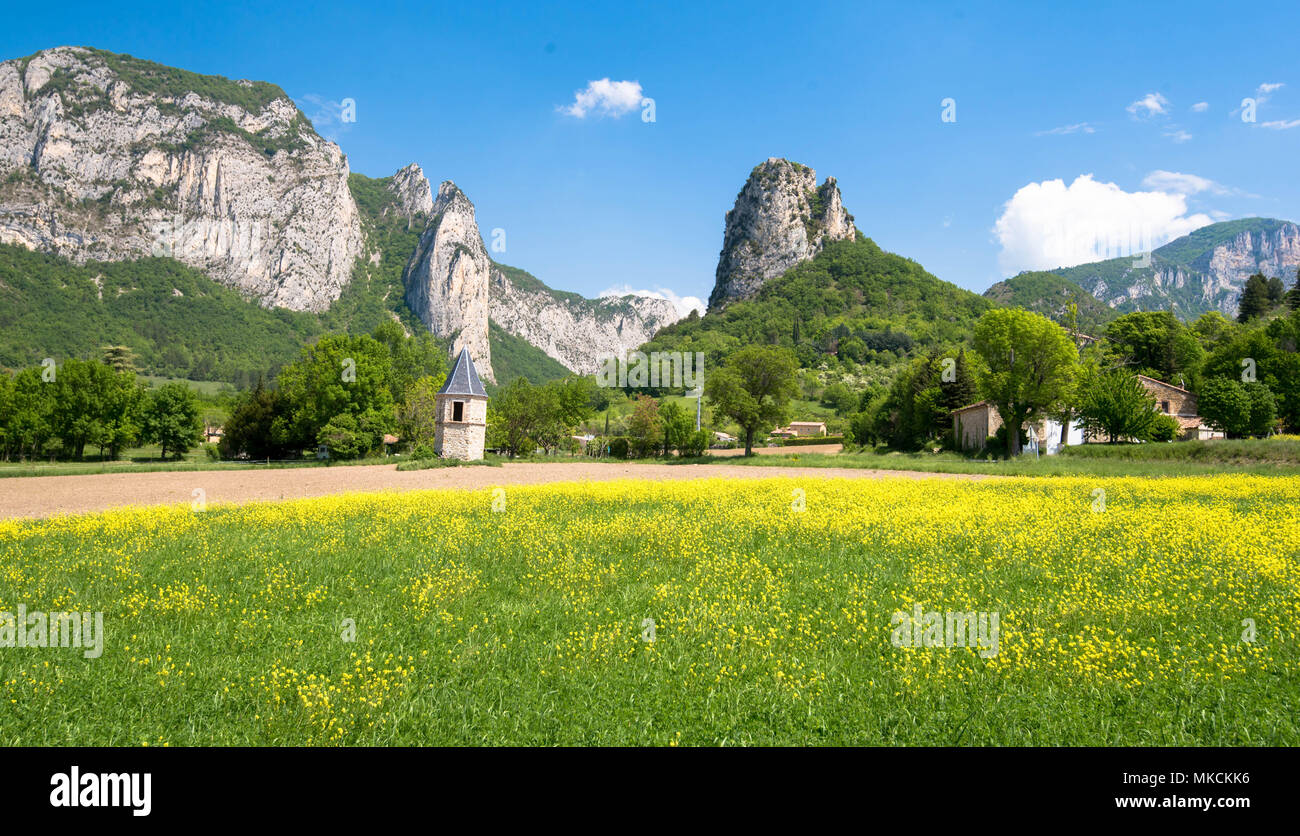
(1133, 375, 1223, 441)
(434, 347, 488, 461)
(772, 421, 828, 438)
(953, 375, 1222, 452)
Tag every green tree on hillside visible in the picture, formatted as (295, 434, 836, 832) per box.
(972, 309, 1078, 457)
(704, 345, 799, 456)
(1288, 268, 1300, 311)
(1237, 273, 1272, 323)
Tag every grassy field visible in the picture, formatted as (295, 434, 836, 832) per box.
(672, 439, 1300, 479)
(1, 475, 1296, 745)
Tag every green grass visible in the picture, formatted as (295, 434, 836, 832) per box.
(668, 445, 1300, 478)
(0, 452, 404, 479)
(0, 475, 1295, 745)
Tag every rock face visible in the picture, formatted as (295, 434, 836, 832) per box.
(388, 163, 434, 218)
(0, 46, 684, 381)
(1054, 219, 1300, 319)
(708, 158, 856, 309)
(402, 176, 683, 379)
(404, 181, 495, 381)
(0, 47, 362, 311)
(490, 266, 681, 375)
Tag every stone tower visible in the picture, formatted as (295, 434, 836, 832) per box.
(434, 347, 489, 460)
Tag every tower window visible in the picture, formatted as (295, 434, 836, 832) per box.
(1160, 400, 1169, 413)
(453, 401, 464, 422)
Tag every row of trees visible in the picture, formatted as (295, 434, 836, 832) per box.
(219, 321, 448, 460)
(842, 283, 1300, 455)
(0, 354, 204, 461)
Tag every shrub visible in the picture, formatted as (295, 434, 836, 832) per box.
(203, 443, 220, 461)
(607, 437, 630, 459)
(782, 435, 845, 447)
(679, 429, 710, 457)
(1149, 414, 1180, 442)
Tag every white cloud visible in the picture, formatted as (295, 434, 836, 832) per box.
(1262, 118, 1300, 130)
(560, 79, 645, 118)
(1190, 101, 1209, 112)
(1140, 170, 1225, 195)
(1256, 82, 1285, 99)
(1164, 129, 1193, 143)
(1127, 92, 1169, 117)
(1034, 122, 1096, 136)
(993, 174, 1214, 274)
(600, 285, 704, 319)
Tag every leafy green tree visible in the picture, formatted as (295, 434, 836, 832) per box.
(1103, 311, 1203, 386)
(488, 376, 593, 458)
(1288, 269, 1300, 311)
(1074, 368, 1160, 443)
(1244, 382, 1278, 437)
(96, 370, 144, 459)
(50, 359, 138, 459)
(1198, 378, 1256, 438)
(395, 375, 441, 450)
(972, 309, 1078, 457)
(221, 378, 294, 459)
(276, 334, 396, 451)
(2, 368, 55, 460)
(370, 321, 448, 403)
(820, 381, 858, 415)
(704, 345, 799, 455)
(659, 400, 695, 456)
(1237, 273, 1272, 323)
(140, 382, 203, 459)
(1149, 413, 1180, 442)
(627, 395, 662, 458)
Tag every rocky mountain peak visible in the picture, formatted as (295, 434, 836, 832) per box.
(708, 157, 856, 309)
(388, 163, 433, 218)
(403, 180, 494, 381)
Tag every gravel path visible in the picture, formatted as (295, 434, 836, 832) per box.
(0, 460, 988, 521)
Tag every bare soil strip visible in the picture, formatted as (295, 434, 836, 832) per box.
(0, 461, 988, 521)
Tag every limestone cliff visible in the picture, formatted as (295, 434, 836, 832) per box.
(490, 264, 681, 376)
(708, 158, 856, 309)
(0, 47, 362, 312)
(403, 181, 495, 380)
(1052, 219, 1300, 318)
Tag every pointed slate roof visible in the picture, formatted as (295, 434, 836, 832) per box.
(438, 347, 488, 397)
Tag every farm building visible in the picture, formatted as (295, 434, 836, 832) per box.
(952, 374, 1223, 453)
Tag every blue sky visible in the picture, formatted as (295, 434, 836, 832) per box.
(3, 0, 1299, 311)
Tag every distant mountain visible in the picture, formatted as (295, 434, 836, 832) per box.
(983, 271, 1117, 335)
(1042, 218, 1300, 320)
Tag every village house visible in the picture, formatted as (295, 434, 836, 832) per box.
(772, 421, 827, 438)
(952, 373, 1222, 453)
